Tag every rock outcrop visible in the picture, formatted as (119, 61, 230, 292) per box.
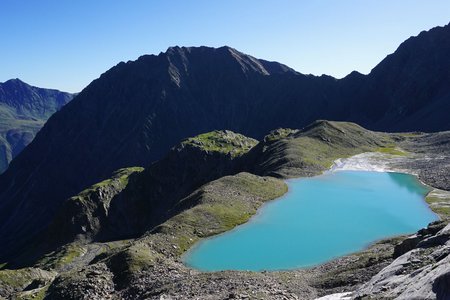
(355, 223, 450, 299)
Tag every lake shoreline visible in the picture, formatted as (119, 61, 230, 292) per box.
(330, 151, 450, 220)
(184, 169, 437, 272)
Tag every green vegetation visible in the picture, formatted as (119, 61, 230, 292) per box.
(154, 173, 287, 254)
(258, 122, 390, 177)
(0, 267, 55, 296)
(0, 81, 74, 173)
(49, 166, 144, 243)
(182, 130, 258, 157)
(5, 121, 448, 299)
(36, 244, 86, 270)
(398, 132, 424, 137)
(0, 269, 35, 288)
(99, 172, 287, 284)
(114, 243, 160, 273)
(376, 146, 408, 156)
(426, 191, 450, 220)
(264, 128, 299, 142)
(74, 167, 144, 202)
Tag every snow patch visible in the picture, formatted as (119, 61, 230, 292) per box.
(315, 292, 352, 300)
(329, 152, 414, 175)
(330, 152, 391, 172)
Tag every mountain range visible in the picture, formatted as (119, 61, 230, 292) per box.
(0, 79, 74, 173)
(1, 22, 450, 263)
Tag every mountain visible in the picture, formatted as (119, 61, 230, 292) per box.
(341, 23, 450, 130)
(1, 23, 450, 261)
(0, 79, 74, 173)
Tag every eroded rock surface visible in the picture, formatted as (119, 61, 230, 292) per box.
(354, 223, 450, 299)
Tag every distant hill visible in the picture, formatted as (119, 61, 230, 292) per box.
(0, 79, 74, 173)
(1, 23, 450, 261)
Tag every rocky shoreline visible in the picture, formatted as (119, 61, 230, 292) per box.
(1, 126, 449, 299)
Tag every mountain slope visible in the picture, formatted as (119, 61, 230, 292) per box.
(1, 23, 450, 262)
(0, 79, 74, 173)
(7, 122, 388, 267)
(344, 24, 450, 131)
(2, 121, 448, 299)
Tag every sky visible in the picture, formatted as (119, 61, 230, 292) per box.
(1, 0, 449, 93)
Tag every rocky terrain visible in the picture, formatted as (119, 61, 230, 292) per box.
(2, 23, 450, 265)
(0, 121, 448, 299)
(0, 79, 73, 173)
(354, 221, 450, 299)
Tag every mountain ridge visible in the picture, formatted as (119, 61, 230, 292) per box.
(0, 79, 74, 173)
(1, 23, 450, 262)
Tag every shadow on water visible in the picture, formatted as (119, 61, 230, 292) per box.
(387, 172, 430, 196)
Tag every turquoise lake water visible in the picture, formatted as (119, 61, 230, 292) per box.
(183, 171, 438, 271)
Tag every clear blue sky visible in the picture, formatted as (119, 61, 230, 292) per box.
(1, 0, 449, 92)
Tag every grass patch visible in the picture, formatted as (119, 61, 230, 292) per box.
(122, 243, 159, 273)
(426, 196, 450, 219)
(36, 244, 86, 270)
(0, 269, 34, 288)
(398, 132, 424, 137)
(0, 268, 54, 293)
(431, 206, 450, 218)
(182, 130, 257, 157)
(254, 121, 392, 177)
(153, 173, 288, 256)
(105, 242, 162, 288)
(376, 147, 408, 156)
(75, 167, 144, 202)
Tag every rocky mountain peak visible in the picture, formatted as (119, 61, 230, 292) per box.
(163, 45, 296, 85)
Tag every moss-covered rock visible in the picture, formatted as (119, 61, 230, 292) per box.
(41, 167, 144, 246)
(181, 130, 258, 157)
(35, 244, 87, 271)
(0, 267, 56, 298)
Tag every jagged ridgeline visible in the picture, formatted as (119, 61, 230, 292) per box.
(1, 23, 450, 265)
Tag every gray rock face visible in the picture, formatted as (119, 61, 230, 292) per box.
(354, 223, 450, 299)
(393, 221, 446, 258)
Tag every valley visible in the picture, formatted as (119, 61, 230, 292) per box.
(0, 121, 449, 299)
(0, 79, 74, 173)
